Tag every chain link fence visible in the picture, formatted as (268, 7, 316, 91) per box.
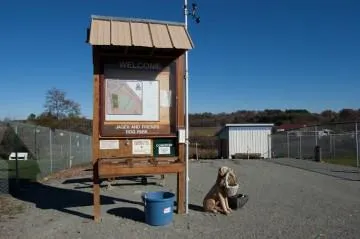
(0, 121, 92, 194)
(0, 160, 8, 195)
(271, 122, 359, 168)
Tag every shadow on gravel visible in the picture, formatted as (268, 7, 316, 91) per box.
(9, 178, 144, 220)
(107, 207, 145, 223)
(172, 200, 204, 213)
(62, 175, 156, 185)
(188, 204, 204, 212)
(62, 176, 158, 190)
(107, 203, 205, 223)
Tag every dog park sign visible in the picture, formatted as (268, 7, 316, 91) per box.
(114, 124, 160, 135)
(87, 15, 194, 222)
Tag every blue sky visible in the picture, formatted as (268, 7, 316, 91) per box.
(1, 0, 359, 119)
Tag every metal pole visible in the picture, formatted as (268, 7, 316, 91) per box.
(356, 122, 359, 168)
(184, 0, 190, 214)
(315, 126, 318, 146)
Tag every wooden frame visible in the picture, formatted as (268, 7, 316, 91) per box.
(92, 46, 186, 222)
(100, 57, 177, 138)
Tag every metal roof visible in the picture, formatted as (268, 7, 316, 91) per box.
(215, 123, 274, 136)
(224, 123, 274, 127)
(88, 15, 194, 50)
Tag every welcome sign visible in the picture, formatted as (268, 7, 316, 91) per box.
(118, 61, 163, 71)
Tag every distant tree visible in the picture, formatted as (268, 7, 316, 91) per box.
(285, 109, 310, 114)
(320, 110, 337, 122)
(43, 87, 81, 119)
(27, 113, 37, 121)
(2, 117, 12, 122)
(339, 108, 358, 121)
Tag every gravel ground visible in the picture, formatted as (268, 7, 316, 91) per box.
(1, 159, 360, 239)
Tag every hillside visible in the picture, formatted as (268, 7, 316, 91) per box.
(189, 109, 360, 127)
(8, 108, 358, 139)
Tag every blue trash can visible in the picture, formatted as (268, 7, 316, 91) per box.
(141, 191, 175, 226)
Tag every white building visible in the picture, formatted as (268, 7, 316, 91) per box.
(217, 123, 274, 159)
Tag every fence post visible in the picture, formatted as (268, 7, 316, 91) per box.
(14, 125, 19, 186)
(356, 122, 359, 168)
(49, 129, 53, 173)
(287, 132, 290, 158)
(267, 134, 271, 159)
(69, 132, 72, 168)
(329, 134, 332, 159)
(299, 132, 302, 159)
(34, 127, 37, 159)
(333, 134, 336, 159)
(195, 142, 199, 161)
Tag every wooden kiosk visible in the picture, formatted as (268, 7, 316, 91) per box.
(87, 15, 194, 222)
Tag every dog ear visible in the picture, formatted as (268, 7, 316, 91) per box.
(218, 166, 229, 177)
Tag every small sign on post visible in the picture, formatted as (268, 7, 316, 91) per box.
(8, 152, 28, 161)
(132, 139, 152, 155)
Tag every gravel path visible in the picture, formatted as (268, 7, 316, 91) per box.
(1, 159, 360, 239)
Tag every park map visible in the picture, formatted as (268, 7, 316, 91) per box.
(106, 80, 143, 115)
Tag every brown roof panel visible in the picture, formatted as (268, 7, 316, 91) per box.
(167, 25, 193, 49)
(88, 15, 194, 50)
(149, 24, 173, 48)
(89, 19, 111, 45)
(111, 21, 131, 46)
(130, 22, 153, 47)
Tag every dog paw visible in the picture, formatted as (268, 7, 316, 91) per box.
(224, 209, 232, 215)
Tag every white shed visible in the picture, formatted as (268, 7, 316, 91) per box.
(217, 123, 274, 159)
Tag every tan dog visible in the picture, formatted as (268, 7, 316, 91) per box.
(106, 177, 116, 190)
(203, 166, 237, 215)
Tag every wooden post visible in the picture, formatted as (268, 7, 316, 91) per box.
(92, 47, 101, 222)
(176, 54, 185, 214)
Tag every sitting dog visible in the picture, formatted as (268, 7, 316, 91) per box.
(160, 174, 166, 186)
(203, 166, 237, 215)
(106, 177, 116, 190)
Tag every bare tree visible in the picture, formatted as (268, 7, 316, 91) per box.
(44, 87, 81, 119)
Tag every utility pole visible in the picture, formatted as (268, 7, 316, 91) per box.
(183, 1, 200, 214)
